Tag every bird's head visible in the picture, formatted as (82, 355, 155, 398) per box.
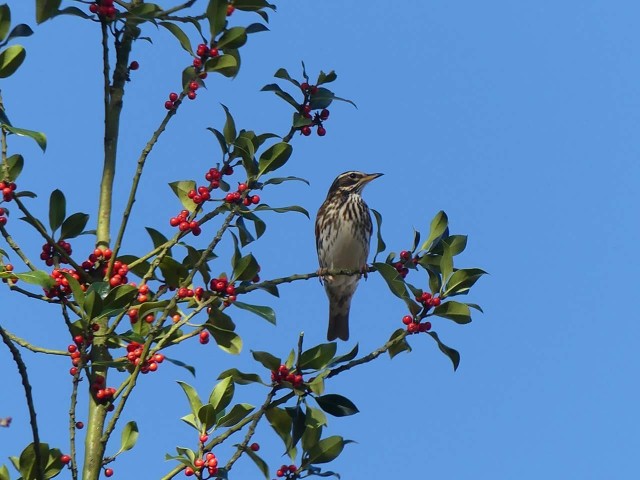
(326, 171, 383, 197)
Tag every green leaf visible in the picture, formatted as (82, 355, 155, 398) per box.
(60, 212, 89, 240)
(234, 0, 276, 11)
(299, 343, 336, 370)
(19, 215, 47, 234)
(0, 464, 10, 480)
(198, 404, 217, 430)
(262, 176, 309, 186)
(208, 324, 243, 354)
(387, 328, 411, 359)
(48, 189, 66, 232)
(13, 270, 54, 288)
(169, 180, 197, 212)
(137, 300, 170, 321)
(61, 272, 85, 307)
(235, 216, 255, 246)
(232, 253, 259, 282)
(328, 343, 359, 367)
(444, 268, 487, 297)
(18, 442, 50, 480)
(306, 436, 349, 464)
(54, 6, 91, 19)
(0, 5, 10, 43)
(207, 127, 228, 154)
(301, 425, 322, 453)
(258, 141, 292, 176)
(432, 301, 472, 324)
(254, 204, 309, 218)
(2, 124, 46, 152)
(221, 104, 236, 144)
(119, 421, 139, 453)
(317, 70, 337, 85)
(177, 381, 203, 418)
(180, 413, 199, 430)
(245, 22, 269, 34)
(427, 331, 460, 371)
(217, 368, 264, 385)
(164, 357, 196, 377)
(6, 154, 23, 182)
(206, 0, 227, 38)
(426, 265, 442, 294)
(239, 445, 270, 479)
(83, 289, 104, 319)
(374, 262, 408, 299)
(274, 67, 299, 86)
(217, 26, 247, 49)
(309, 87, 356, 110)
(439, 243, 453, 287)
(205, 54, 239, 77)
(261, 83, 300, 109)
(444, 234, 468, 256)
(314, 394, 359, 417)
(102, 284, 137, 309)
(209, 376, 235, 414)
(145, 227, 169, 250)
(266, 406, 292, 448)
(217, 403, 254, 427)
(36, 0, 61, 23)
(288, 404, 305, 451)
(371, 209, 386, 262)
(233, 301, 276, 324)
(6, 24, 34, 42)
(420, 210, 448, 251)
(251, 350, 281, 371)
(159, 22, 193, 54)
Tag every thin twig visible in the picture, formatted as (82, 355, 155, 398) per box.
(0, 325, 44, 480)
(0, 225, 38, 271)
(0, 328, 67, 355)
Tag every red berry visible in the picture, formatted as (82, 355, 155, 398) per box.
(320, 108, 330, 120)
(402, 315, 412, 325)
(289, 465, 297, 473)
(199, 434, 209, 443)
(68, 344, 78, 353)
(129, 61, 139, 70)
(301, 126, 311, 136)
(193, 58, 203, 68)
(250, 442, 260, 451)
(189, 81, 199, 91)
(76, 421, 84, 429)
(165, 100, 174, 110)
(169, 92, 179, 102)
(431, 297, 441, 307)
(89, 4, 99, 13)
(317, 126, 326, 136)
(407, 323, 419, 334)
(226, 4, 235, 15)
(276, 470, 284, 478)
(197, 44, 208, 56)
(60, 454, 71, 465)
(209, 48, 219, 57)
(184, 467, 194, 476)
(310, 86, 318, 94)
(74, 335, 84, 345)
(400, 250, 411, 261)
(187, 91, 196, 100)
(69, 367, 78, 376)
(105, 468, 113, 477)
(300, 82, 309, 91)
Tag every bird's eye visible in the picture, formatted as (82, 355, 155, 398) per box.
(348, 173, 357, 179)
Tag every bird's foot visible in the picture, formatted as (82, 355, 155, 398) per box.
(360, 264, 370, 280)
(317, 267, 331, 284)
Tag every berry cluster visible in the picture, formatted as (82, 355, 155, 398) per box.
(46, 268, 85, 298)
(40, 240, 72, 266)
(271, 365, 303, 388)
(88, 0, 117, 20)
(80, 247, 113, 274)
(127, 309, 156, 324)
(199, 330, 210, 344)
(416, 291, 441, 308)
(177, 286, 204, 300)
(0, 263, 15, 284)
(0, 207, 7, 226)
(224, 182, 260, 206)
(0, 180, 16, 201)
(91, 374, 116, 404)
(402, 315, 432, 334)
(169, 210, 202, 236)
(125, 341, 165, 374)
(193, 43, 219, 71)
(209, 276, 237, 305)
(275, 464, 298, 479)
(108, 260, 130, 287)
(67, 335, 91, 375)
(298, 82, 329, 137)
(184, 451, 218, 477)
(392, 250, 417, 278)
(187, 185, 211, 204)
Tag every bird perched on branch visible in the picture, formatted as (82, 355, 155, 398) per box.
(315, 171, 382, 341)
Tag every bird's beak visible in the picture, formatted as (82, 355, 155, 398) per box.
(362, 172, 383, 184)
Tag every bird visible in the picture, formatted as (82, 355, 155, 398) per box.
(315, 171, 383, 341)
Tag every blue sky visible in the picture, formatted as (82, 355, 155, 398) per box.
(1, 1, 639, 479)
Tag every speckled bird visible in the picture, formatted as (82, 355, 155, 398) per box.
(315, 171, 382, 341)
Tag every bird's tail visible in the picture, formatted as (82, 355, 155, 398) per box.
(327, 305, 350, 341)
